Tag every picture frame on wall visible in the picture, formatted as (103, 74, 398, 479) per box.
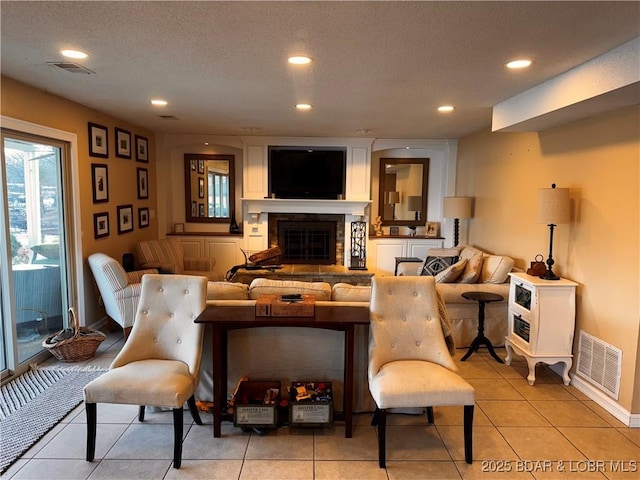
(137, 167, 148, 199)
(426, 221, 440, 238)
(135, 135, 148, 162)
(198, 177, 204, 198)
(117, 204, 134, 234)
(93, 212, 109, 239)
(88, 122, 109, 158)
(198, 159, 205, 174)
(115, 127, 132, 159)
(199, 203, 205, 217)
(138, 207, 150, 228)
(91, 164, 109, 203)
(192, 201, 197, 217)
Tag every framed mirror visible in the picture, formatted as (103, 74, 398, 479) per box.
(378, 158, 429, 227)
(184, 153, 235, 223)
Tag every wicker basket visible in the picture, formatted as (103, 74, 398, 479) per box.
(42, 308, 106, 362)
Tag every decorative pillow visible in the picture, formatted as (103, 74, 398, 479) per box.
(435, 258, 468, 283)
(421, 255, 459, 276)
(480, 255, 515, 284)
(331, 283, 371, 302)
(456, 251, 483, 283)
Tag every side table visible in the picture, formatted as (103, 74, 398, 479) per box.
(394, 257, 422, 276)
(460, 291, 504, 363)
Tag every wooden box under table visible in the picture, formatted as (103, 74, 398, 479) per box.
(233, 380, 281, 428)
(255, 294, 316, 317)
(289, 381, 333, 426)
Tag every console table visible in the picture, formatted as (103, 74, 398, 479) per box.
(196, 303, 370, 438)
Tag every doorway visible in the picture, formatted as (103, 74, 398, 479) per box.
(1, 129, 74, 379)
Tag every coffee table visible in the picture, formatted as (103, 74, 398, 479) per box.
(460, 291, 504, 363)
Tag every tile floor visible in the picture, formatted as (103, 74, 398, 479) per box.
(3, 331, 639, 480)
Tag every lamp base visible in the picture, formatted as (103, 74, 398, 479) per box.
(540, 269, 560, 281)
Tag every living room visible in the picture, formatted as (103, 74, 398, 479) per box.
(1, 1, 638, 473)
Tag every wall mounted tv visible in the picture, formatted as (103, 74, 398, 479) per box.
(268, 147, 346, 199)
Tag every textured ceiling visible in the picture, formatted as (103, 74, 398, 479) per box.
(1, 1, 639, 139)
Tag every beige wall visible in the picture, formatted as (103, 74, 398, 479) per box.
(2, 76, 158, 326)
(457, 105, 640, 414)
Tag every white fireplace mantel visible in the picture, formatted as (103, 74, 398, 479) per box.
(242, 198, 371, 217)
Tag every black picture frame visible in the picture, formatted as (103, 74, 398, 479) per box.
(137, 167, 148, 199)
(192, 201, 197, 217)
(135, 135, 148, 162)
(138, 207, 150, 228)
(115, 127, 132, 159)
(93, 212, 109, 239)
(117, 204, 134, 234)
(199, 203, 205, 217)
(91, 164, 109, 203)
(88, 122, 109, 158)
(198, 177, 205, 198)
(198, 159, 205, 174)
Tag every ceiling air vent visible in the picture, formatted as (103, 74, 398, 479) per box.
(158, 115, 179, 120)
(47, 62, 95, 74)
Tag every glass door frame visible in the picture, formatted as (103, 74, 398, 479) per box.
(0, 116, 82, 379)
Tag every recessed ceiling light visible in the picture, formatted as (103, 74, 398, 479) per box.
(288, 56, 312, 65)
(150, 99, 168, 106)
(506, 59, 532, 69)
(296, 103, 312, 110)
(60, 49, 88, 59)
(438, 105, 455, 112)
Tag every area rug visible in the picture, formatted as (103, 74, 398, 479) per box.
(0, 365, 106, 474)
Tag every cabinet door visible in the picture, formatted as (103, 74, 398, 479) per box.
(407, 239, 444, 259)
(373, 240, 406, 276)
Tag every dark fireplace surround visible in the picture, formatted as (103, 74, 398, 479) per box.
(268, 213, 345, 265)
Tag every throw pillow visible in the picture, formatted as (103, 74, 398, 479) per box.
(456, 251, 483, 283)
(481, 255, 515, 283)
(420, 255, 459, 276)
(435, 258, 468, 283)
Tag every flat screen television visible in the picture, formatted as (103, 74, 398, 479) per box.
(268, 147, 346, 199)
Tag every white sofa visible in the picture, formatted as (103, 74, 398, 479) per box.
(396, 245, 515, 348)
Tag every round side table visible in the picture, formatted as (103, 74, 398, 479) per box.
(460, 291, 504, 363)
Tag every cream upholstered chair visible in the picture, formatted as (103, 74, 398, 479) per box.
(136, 238, 216, 280)
(368, 276, 475, 467)
(84, 274, 207, 469)
(87, 253, 158, 338)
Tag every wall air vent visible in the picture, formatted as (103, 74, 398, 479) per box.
(576, 331, 622, 399)
(47, 62, 95, 74)
(158, 115, 179, 120)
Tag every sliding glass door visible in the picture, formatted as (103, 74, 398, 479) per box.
(1, 130, 71, 378)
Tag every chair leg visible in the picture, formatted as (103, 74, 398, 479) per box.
(376, 408, 387, 468)
(138, 405, 145, 422)
(371, 407, 380, 426)
(173, 407, 184, 469)
(187, 395, 203, 425)
(426, 406, 434, 424)
(464, 405, 474, 464)
(85, 403, 96, 462)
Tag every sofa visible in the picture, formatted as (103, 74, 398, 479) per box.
(136, 238, 216, 281)
(396, 245, 515, 348)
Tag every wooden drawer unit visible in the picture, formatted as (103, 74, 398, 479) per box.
(505, 273, 578, 385)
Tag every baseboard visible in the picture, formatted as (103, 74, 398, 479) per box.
(569, 373, 636, 427)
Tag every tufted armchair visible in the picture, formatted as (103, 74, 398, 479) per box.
(88, 253, 158, 338)
(136, 238, 216, 280)
(84, 274, 207, 469)
(368, 276, 475, 467)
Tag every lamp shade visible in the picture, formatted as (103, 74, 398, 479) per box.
(443, 196, 472, 219)
(407, 195, 422, 211)
(387, 191, 400, 204)
(537, 185, 570, 224)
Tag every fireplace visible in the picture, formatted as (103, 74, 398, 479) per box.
(268, 214, 345, 265)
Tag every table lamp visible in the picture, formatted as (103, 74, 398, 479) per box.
(443, 196, 473, 247)
(537, 183, 570, 280)
(387, 191, 400, 220)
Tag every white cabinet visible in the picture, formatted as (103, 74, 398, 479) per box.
(174, 235, 243, 282)
(369, 237, 443, 276)
(505, 272, 578, 385)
